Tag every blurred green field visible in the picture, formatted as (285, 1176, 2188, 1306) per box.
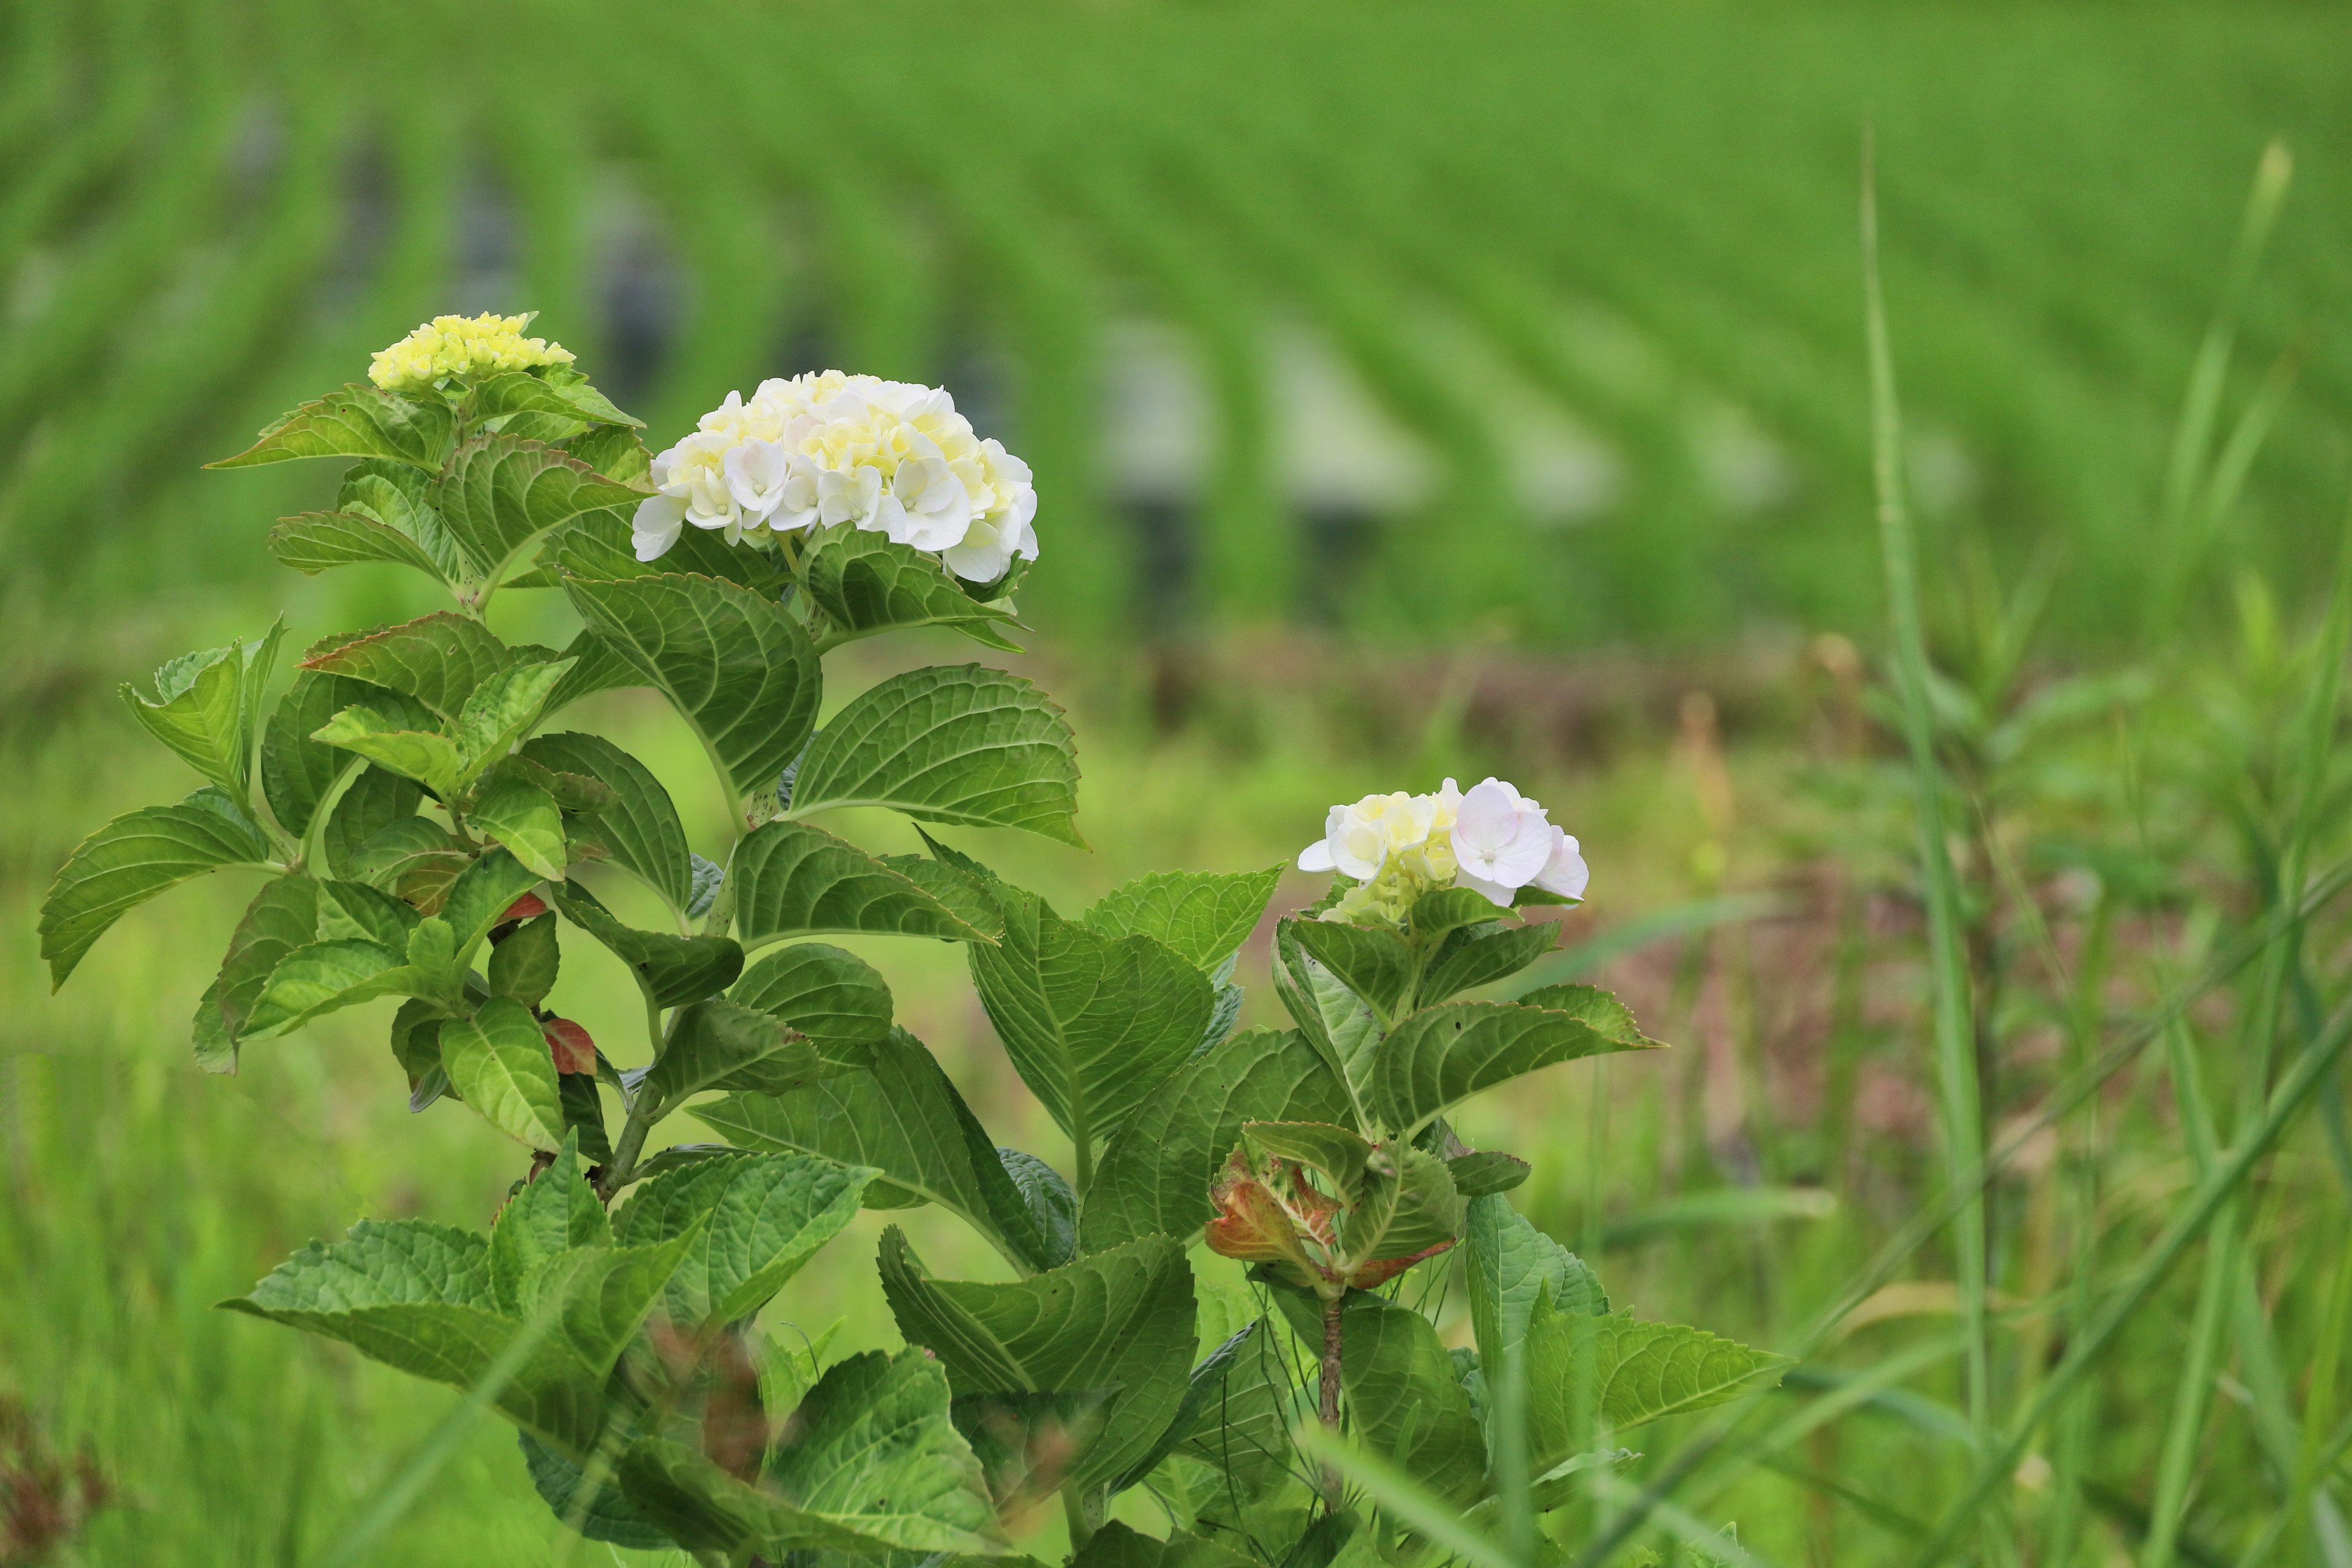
(10, 0, 2352, 1564)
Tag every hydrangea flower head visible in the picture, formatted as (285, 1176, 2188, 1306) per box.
(630, 371, 1039, 579)
(1298, 775, 1586, 924)
(368, 314, 575, 394)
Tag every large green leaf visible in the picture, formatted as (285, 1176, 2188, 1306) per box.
(614, 1349, 1002, 1558)
(311, 706, 465, 798)
(549, 508, 783, 595)
(299, 612, 514, 722)
(614, 1150, 874, 1326)
(729, 943, 894, 1063)
(522, 732, 691, 910)
(562, 571, 820, 797)
(322, 767, 432, 881)
(790, 665, 1081, 846)
(696, 1028, 1059, 1275)
(729, 820, 988, 948)
(1176, 1319, 1307, 1498)
(195, 876, 323, 1072)
(1080, 1028, 1353, 1254)
(208, 383, 454, 470)
(473, 368, 643, 429)
(1521, 1300, 1787, 1460)
(1368, 988, 1664, 1137)
(970, 886, 1214, 1158)
(878, 1229, 1195, 1493)
(1105, 1322, 1262, 1494)
(1082, 866, 1283, 971)
(1419, 921, 1559, 1006)
(1272, 922, 1382, 1131)
(563, 422, 654, 486)
(438, 435, 646, 582)
(548, 884, 744, 1008)
(470, 777, 567, 880)
(1268, 1287, 1488, 1506)
(1463, 1194, 1607, 1379)
(801, 524, 1025, 653)
(520, 1433, 673, 1550)
(40, 790, 274, 988)
(224, 1218, 609, 1453)
(268, 510, 454, 582)
(442, 997, 568, 1150)
(241, 937, 420, 1037)
(540, 629, 645, 715)
(337, 459, 465, 575)
(1284, 918, 1414, 1025)
(642, 998, 825, 1111)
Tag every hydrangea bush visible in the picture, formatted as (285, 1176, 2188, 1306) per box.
(39, 315, 1779, 1566)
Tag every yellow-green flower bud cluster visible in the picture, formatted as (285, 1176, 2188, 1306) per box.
(368, 314, 575, 394)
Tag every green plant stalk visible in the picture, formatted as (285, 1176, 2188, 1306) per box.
(1907, 995, 2352, 1568)
(1861, 130, 1991, 1440)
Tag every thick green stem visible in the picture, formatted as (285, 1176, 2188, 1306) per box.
(1062, 1485, 1098, 1552)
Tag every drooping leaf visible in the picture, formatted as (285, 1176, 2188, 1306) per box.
(1419, 921, 1559, 1007)
(970, 885, 1214, 1156)
(121, 641, 249, 793)
(392, 998, 451, 1110)
(470, 777, 567, 880)
(40, 790, 274, 988)
(1445, 1150, 1531, 1198)
(614, 1349, 1002, 1558)
(489, 1135, 610, 1313)
(1368, 990, 1664, 1137)
(1080, 1028, 1352, 1254)
(196, 876, 323, 1071)
(488, 911, 562, 1009)
(1082, 866, 1283, 972)
(1521, 1300, 1787, 1459)
(614, 1150, 874, 1326)
(879, 1229, 1196, 1493)
(438, 435, 646, 582)
(729, 943, 894, 1065)
(801, 524, 1026, 652)
(790, 665, 1081, 846)
(522, 732, 691, 910)
(1463, 1195, 1606, 1385)
(547, 884, 744, 1008)
(1284, 918, 1413, 1025)
(208, 383, 455, 470)
(442, 997, 568, 1150)
(268, 510, 454, 582)
(955, 1389, 1120, 1512)
(562, 571, 820, 797)
(995, 1151, 1077, 1273)
(643, 998, 824, 1110)
(729, 820, 988, 949)
(696, 1028, 1058, 1276)
(299, 612, 513, 721)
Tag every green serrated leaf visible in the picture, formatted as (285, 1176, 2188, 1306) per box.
(1336, 1145, 1463, 1269)
(298, 614, 513, 722)
(1076, 1520, 1259, 1568)
(696, 1028, 1057, 1275)
(730, 820, 989, 949)
(801, 524, 1027, 653)
(268, 510, 454, 582)
(321, 766, 430, 880)
(995, 1151, 1077, 1272)
(489, 1135, 610, 1313)
(197, 876, 323, 1071)
(391, 997, 451, 1110)
(208, 383, 455, 470)
(614, 1150, 874, 1325)
(312, 705, 464, 798)
(971, 886, 1213, 1158)
(1409, 886, 1508, 941)
(1104, 1324, 1262, 1496)
(521, 732, 691, 910)
(121, 642, 248, 793)
(645, 998, 824, 1111)
(1522, 1300, 1787, 1455)
(1082, 866, 1283, 971)
(1446, 1150, 1531, 1198)
(471, 777, 567, 880)
(341, 459, 466, 573)
(1419, 921, 1558, 1006)
(489, 911, 562, 1009)
(614, 1349, 1002, 1558)
(1369, 993, 1662, 1137)
(520, 1432, 673, 1550)
(539, 629, 645, 716)
(243, 938, 417, 1038)
(452, 657, 575, 782)
(315, 878, 421, 946)
(548, 884, 743, 1008)
(443, 997, 568, 1150)
(1080, 1028, 1353, 1255)
(563, 422, 653, 486)
(880, 1229, 1195, 1493)
(441, 850, 545, 956)
(1464, 1194, 1606, 1387)
(564, 571, 819, 797)
(1286, 918, 1413, 1025)
(790, 665, 1081, 846)
(1244, 1121, 1373, 1197)
(262, 673, 378, 839)
(1272, 923, 1382, 1129)
(438, 435, 646, 583)
(729, 943, 893, 1065)
(472, 369, 643, 429)
(40, 790, 275, 989)
(1268, 1286, 1488, 1505)
(548, 507, 785, 594)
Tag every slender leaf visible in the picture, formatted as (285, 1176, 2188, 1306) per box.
(729, 819, 988, 948)
(40, 790, 274, 987)
(208, 383, 454, 470)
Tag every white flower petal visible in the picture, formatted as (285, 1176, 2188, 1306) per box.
(1298, 840, 1336, 872)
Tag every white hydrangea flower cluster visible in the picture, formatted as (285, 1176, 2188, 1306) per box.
(631, 371, 1039, 582)
(1298, 777, 1588, 925)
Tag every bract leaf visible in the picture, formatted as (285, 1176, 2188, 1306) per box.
(442, 997, 568, 1150)
(40, 790, 274, 989)
(970, 886, 1213, 1155)
(208, 383, 454, 470)
(879, 1229, 1195, 1493)
(790, 665, 1081, 846)
(522, 732, 691, 910)
(563, 571, 819, 797)
(613, 1149, 874, 1325)
(729, 819, 988, 948)
(1080, 1028, 1353, 1255)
